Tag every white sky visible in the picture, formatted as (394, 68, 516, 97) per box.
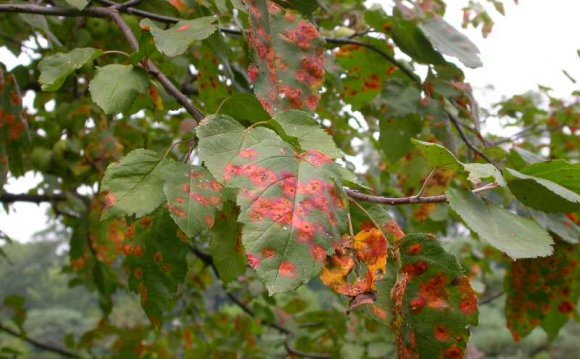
(1, 0, 579, 242)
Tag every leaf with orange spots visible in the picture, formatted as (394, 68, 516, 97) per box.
(124, 209, 189, 327)
(505, 239, 579, 342)
(69, 197, 124, 314)
(390, 234, 478, 359)
(333, 38, 391, 110)
(320, 227, 388, 297)
(0, 66, 28, 182)
(210, 202, 247, 284)
(140, 17, 217, 57)
(101, 149, 173, 219)
(197, 114, 278, 182)
(163, 162, 223, 238)
(195, 44, 230, 112)
(224, 137, 348, 294)
(246, 0, 325, 114)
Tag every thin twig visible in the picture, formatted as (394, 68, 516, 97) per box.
(448, 113, 496, 166)
(415, 168, 436, 198)
(188, 246, 290, 335)
(345, 183, 499, 205)
(479, 291, 505, 305)
(0, 324, 82, 359)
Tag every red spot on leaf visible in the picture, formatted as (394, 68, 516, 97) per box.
(409, 296, 426, 314)
(133, 245, 144, 257)
(247, 253, 260, 269)
(134, 267, 143, 280)
(279, 261, 296, 278)
(442, 346, 463, 359)
(407, 243, 422, 256)
(558, 301, 574, 314)
(153, 252, 163, 263)
(310, 244, 327, 263)
(434, 325, 449, 342)
(176, 24, 191, 32)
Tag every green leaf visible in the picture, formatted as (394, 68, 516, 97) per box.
(210, 202, 246, 284)
(390, 234, 478, 359)
(101, 149, 172, 219)
(273, 110, 341, 158)
(520, 160, 580, 194)
(196, 114, 278, 181)
(38, 47, 101, 91)
(529, 210, 579, 244)
(163, 163, 223, 238)
(64, 0, 89, 10)
(125, 209, 189, 327)
(247, 0, 325, 114)
(504, 168, 580, 213)
(419, 18, 483, 68)
(218, 93, 271, 124)
(505, 240, 579, 342)
(446, 188, 554, 259)
(379, 115, 423, 164)
(89, 64, 149, 114)
(377, 79, 421, 117)
(140, 17, 217, 57)
(411, 139, 462, 170)
(390, 19, 446, 65)
(225, 138, 348, 294)
(463, 163, 506, 187)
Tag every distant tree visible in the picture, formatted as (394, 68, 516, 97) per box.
(0, 0, 578, 358)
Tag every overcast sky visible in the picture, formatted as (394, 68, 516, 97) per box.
(1, 0, 579, 242)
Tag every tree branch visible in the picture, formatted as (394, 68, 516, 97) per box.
(345, 183, 499, 205)
(0, 193, 68, 204)
(0, 324, 82, 359)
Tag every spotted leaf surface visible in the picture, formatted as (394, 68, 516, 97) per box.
(320, 227, 388, 297)
(0, 67, 28, 187)
(163, 162, 223, 238)
(247, 0, 325, 114)
(334, 39, 391, 110)
(101, 149, 172, 219)
(225, 138, 347, 294)
(140, 17, 217, 57)
(196, 114, 278, 181)
(505, 240, 579, 342)
(124, 210, 189, 327)
(391, 234, 478, 359)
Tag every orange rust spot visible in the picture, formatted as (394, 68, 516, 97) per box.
(134, 267, 143, 280)
(442, 346, 463, 359)
(407, 243, 422, 256)
(140, 217, 152, 228)
(175, 24, 191, 32)
(133, 245, 144, 257)
(409, 296, 426, 314)
(434, 325, 449, 342)
(279, 261, 296, 278)
(122, 244, 133, 256)
(153, 251, 163, 263)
